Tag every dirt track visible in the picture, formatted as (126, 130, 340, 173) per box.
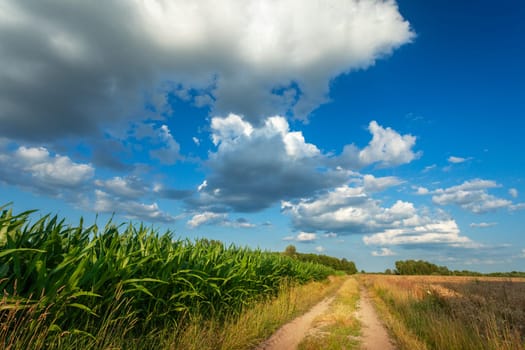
(255, 296, 335, 350)
(357, 287, 396, 349)
(256, 281, 395, 350)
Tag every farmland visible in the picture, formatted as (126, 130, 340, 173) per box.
(361, 274, 525, 350)
(0, 206, 344, 349)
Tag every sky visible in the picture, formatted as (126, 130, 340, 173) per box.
(1, 0, 524, 272)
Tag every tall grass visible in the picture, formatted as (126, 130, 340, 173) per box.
(361, 275, 525, 350)
(0, 206, 335, 349)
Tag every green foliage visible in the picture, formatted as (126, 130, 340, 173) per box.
(283, 247, 357, 274)
(394, 260, 451, 275)
(0, 205, 335, 347)
(393, 259, 525, 277)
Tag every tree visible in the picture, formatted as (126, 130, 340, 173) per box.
(284, 244, 297, 256)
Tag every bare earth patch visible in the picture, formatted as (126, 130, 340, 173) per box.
(255, 296, 335, 350)
(356, 287, 396, 350)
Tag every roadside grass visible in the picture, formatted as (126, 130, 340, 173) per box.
(360, 274, 525, 350)
(0, 206, 347, 349)
(298, 276, 360, 350)
(172, 275, 346, 350)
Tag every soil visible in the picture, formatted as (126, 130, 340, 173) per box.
(255, 283, 396, 350)
(356, 287, 396, 350)
(255, 296, 335, 350)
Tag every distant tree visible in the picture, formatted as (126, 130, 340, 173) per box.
(385, 268, 392, 275)
(284, 244, 297, 256)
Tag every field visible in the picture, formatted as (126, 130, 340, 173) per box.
(361, 274, 525, 350)
(0, 206, 339, 349)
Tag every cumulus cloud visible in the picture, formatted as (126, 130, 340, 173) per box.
(94, 190, 176, 223)
(339, 121, 421, 169)
(0, 0, 413, 142)
(470, 222, 497, 228)
(509, 188, 518, 198)
(315, 246, 325, 253)
(431, 179, 519, 213)
(448, 156, 471, 164)
(193, 114, 348, 212)
(282, 182, 474, 247)
(284, 232, 317, 243)
(0, 145, 94, 196)
(95, 176, 147, 199)
(187, 212, 226, 228)
(363, 174, 404, 192)
(363, 219, 474, 247)
(371, 247, 396, 256)
(187, 211, 255, 229)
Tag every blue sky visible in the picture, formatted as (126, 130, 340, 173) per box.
(1, 0, 524, 272)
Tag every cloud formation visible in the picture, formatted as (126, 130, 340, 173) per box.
(339, 121, 421, 169)
(0, 0, 413, 142)
(282, 180, 474, 247)
(0, 145, 94, 196)
(194, 114, 349, 212)
(431, 179, 519, 213)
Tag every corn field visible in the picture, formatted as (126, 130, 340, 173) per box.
(0, 206, 336, 349)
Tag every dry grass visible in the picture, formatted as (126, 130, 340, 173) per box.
(360, 275, 525, 350)
(170, 276, 346, 350)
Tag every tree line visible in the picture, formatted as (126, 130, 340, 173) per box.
(283, 245, 358, 274)
(386, 259, 525, 277)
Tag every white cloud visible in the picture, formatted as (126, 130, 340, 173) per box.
(340, 121, 421, 169)
(509, 188, 518, 198)
(0, 146, 94, 196)
(432, 179, 516, 213)
(192, 137, 200, 146)
(283, 183, 475, 248)
(448, 156, 471, 164)
(187, 212, 226, 228)
(194, 114, 348, 212)
(371, 248, 396, 256)
(470, 222, 497, 228)
(415, 186, 430, 195)
(0, 0, 414, 142)
(363, 219, 474, 247)
(363, 174, 404, 192)
(297, 232, 317, 242)
(187, 211, 255, 229)
(94, 190, 176, 223)
(95, 176, 146, 199)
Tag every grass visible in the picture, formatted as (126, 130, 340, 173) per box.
(0, 205, 340, 349)
(360, 274, 525, 350)
(298, 276, 361, 350)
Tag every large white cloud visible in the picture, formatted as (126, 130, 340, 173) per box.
(0, 0, 414, 142)
(94, 189, 176, 223)
(282, 180, 474, 247)
(193, 114, 349, 212)
(0, 145, 94, 195)
(339, 121, 421, 169)
(431, 179, 522, 213)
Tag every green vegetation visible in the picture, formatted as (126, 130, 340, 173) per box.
(284, 244, 358, 274)
(0, 206, 347, 349)
(391, 260, 525, 277)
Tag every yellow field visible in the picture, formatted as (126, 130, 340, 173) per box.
(360, 274, 525, 350)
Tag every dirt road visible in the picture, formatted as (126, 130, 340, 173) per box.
(255, 280, 396, 350)
(255, 296, 335, 350)
(357, 287, 396, 350)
